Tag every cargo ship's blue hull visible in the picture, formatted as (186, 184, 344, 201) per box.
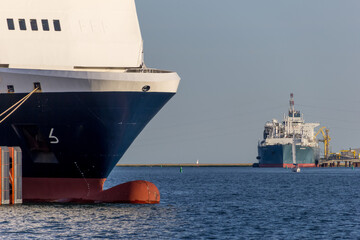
(257, 144, 320, 167)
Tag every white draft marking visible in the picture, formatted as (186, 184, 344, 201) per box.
(49, 128, 59, 144)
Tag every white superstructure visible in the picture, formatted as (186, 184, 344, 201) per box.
(260, 94, 319, 148)
(0, 0, 143, 70)
(0, 0, 180, 95)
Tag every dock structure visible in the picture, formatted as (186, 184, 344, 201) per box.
(318, 159, 360, 168)
(317, 148, 360, 167)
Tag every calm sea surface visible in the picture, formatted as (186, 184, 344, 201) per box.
(1, 167, 360, 239)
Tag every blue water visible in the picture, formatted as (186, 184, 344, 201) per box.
(1, 167, 360, 239)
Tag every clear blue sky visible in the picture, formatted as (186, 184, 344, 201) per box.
(122, 0, 360, 164)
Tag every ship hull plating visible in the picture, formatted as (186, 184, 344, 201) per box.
(258, 144, 320, 168)
(0, 91, 174, 201)
(22, 177, 160, 203)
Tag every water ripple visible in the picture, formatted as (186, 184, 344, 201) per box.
(0, 167, 360, 239)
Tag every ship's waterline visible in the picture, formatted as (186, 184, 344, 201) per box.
(258, 144, 320, 168)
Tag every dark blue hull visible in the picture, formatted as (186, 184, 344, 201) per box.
(0, 91, 174, 179)
(258, 144, 320, 167)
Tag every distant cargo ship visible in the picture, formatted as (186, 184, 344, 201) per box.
(257, 94, 320, 168)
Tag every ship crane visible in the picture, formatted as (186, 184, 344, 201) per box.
(314, 127, 331, 159)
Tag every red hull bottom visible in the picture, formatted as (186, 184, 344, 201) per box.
(22, 178, 160, 204)
(260, 163, 316, 168)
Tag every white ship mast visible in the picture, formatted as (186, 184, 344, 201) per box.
(290, 93, 295, 135)
(290, 93, 296, 164)
(292, 132, 297, 165)
(290, 93, 301, 172)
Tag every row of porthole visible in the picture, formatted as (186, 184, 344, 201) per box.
(6, 83, 150, 93)
(6, 18, 62, 31)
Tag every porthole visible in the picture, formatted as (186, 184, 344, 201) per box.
(142, 85, 150, 92)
